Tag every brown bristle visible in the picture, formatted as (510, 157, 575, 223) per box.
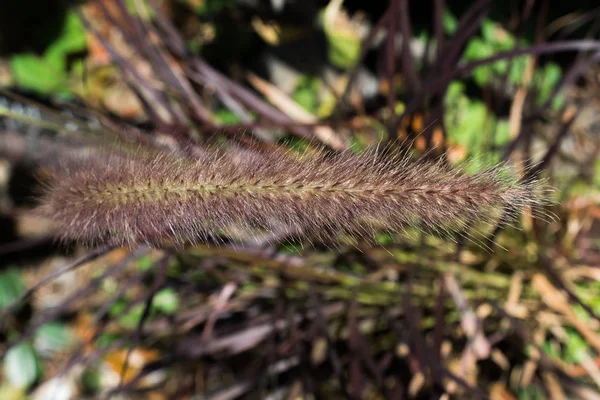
(36, 146, 551, 248)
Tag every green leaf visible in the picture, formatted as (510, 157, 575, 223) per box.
(152, 288, 179, 314)
(594, 159, 600, 189)
(518, 384, 546, 400)
(464, 37, 493, 60)
(96, 333, 119, 348)
(463, 38, 494, 86)
(109, 299, 127, 316)
(508, 55, 528, 85)
(325, 32, 361, 69)
(118, 304, 145, 328)
(124, 0, 156, 19)
(447, 97, 489, 149)
(60, 11, 87, 52)
(9, 10, 85, 96)
(481, 20, 515, 50)
(3, 343, 40, 389)
(446, 81, 465, 99)
(480, 21, 496, 43)
(293, 77, 319, 113)
(445, 81, 512, 162)
(321, 1, 361, 69)
(443, 10, 458, 34)
(541, 340, 560, 359)
(136, 255, 154, 271)
(45, 11, 86, 71)
(0, 269, 25, 309)
(494, 119, 511, 147)
(376, 233, 394, 246)
(80, 366, 102, 394)
(10, 54, 69, 95)
(535, 63, 562, 105)
(551, 93, 566, 111)
(215, 108, 243, 125)
(280, 241, 303, 255)
(34, 323, 74, 355)
(564, 328, 588, 363)
(491, 59, 509, 75)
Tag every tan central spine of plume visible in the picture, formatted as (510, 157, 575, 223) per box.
(83, 181, 407, 204)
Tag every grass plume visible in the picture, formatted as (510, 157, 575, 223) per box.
(36, 145, 550, 248)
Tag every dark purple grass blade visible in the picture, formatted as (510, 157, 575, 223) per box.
(488, 113, 576, 246)
(385, 0, 399, 138)
(110, 0, 218, 127)
(541, 261, 600, 324)
(141, 0, 329, 145)
(0, 245, 115, 315)
(348, 299, 365, 398)
(77, 11, 179, 127)
(110, 0, 184, 91)
(0, 245, 115, 360)
(525, 112, 578, 179)
(191, 59, 318, 142)
(26, 247, 150, 336)
(117, 254, 169, 392)
(309, 290, 353, 400)
(147, 0, 188, 56)
(391, 0, 492, 138)
(455, 40, 600, 79)
(399, 0, 418, 94)
(438, 0, 492, 74)
(433, 0, 445, 62)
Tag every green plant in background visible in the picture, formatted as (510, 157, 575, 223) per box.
(444, 81, 511, 160)
(292, 74, 338, 118)
(3, 343, 40, 390)
(320, 0, 362, 69)
(595, 160, 600, 189)
(518, 385, 548, 400)
(462, 18, 565, 107)
(463, 19, 522, 86)
(0, 269, 25, 309)
(443, 14, 566, 159)
(108, 287, 180, 329)
(0, 269, 75, 394)
(8, 11, 86, 97)
(214, 108, 243, 125)
(34, 323, 74, 356)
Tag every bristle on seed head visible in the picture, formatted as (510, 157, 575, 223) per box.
(36, 145, 552, 248)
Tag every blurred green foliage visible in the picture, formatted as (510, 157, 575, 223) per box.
(0, 269, 25, 308)
(9, 11, 85, 96)
(293, 76, 320, 113)
(444, 81, 510, 159)
(3, 343, 40, 389)
(34, 323, 74, 355)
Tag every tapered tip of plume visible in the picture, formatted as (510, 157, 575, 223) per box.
(35, 145, 555, 249)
